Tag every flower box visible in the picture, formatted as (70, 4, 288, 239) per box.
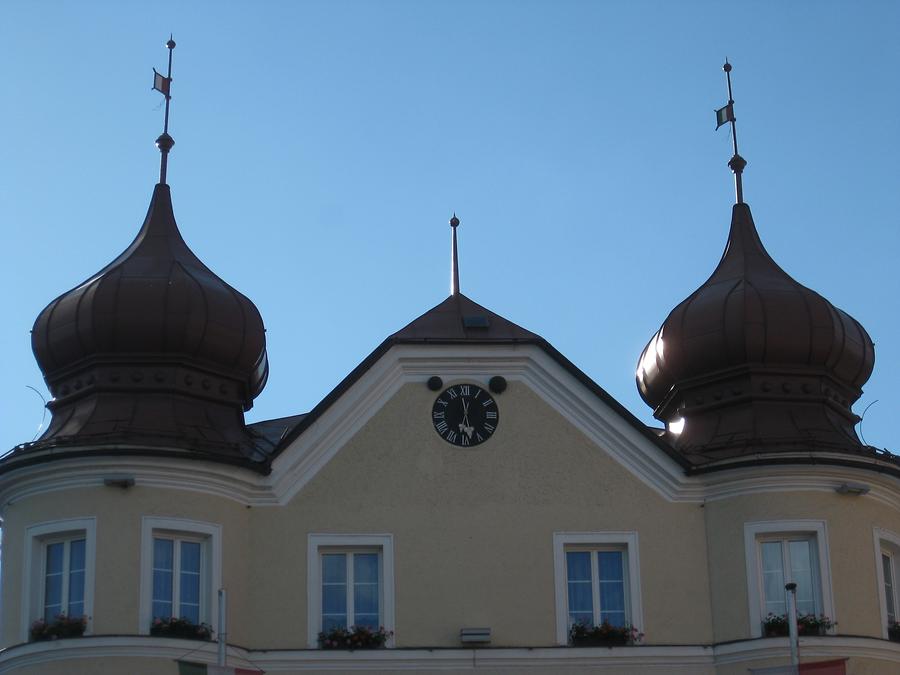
(569, 621, 643, 647)
(762, 613, 835, 637)
(30, 614, 87, 641)
(150, 617, 213, 641)
(318, 625, 392, 650)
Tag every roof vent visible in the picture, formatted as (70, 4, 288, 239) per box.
(463, 315, 490, 329)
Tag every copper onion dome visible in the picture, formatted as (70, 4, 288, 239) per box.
(28, 184, 271, 464)
(636, 203, 875, 464)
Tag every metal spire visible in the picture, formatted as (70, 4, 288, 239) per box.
(716, 59, 747, 204)
(449, 213, 460, 296)
(153, 36, 177, 185)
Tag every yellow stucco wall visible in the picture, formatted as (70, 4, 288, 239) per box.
(704, 489, 900, 643)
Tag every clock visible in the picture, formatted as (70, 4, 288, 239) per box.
(431, 383, 499, 447)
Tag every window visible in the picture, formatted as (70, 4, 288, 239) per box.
(744, 520, 834, 638)
(152, 535, 204, 624)
(307, 534, 395, 648)
(321, 551, 380, 631)
(23, 518, 96, 642)
(873, 527, 900, 638)
(565, 549, 628, 628)
(553, 532, 642, 645)
(140, 517, 221, 634)
(42, 536, 86, 622)
(758, 536, 820, 617)
(882, 550, 896, 624)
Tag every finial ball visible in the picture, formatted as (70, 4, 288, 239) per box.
(723, 62, 732, 73)
(167, 38, 176, 49)
(450, 214, 460, 228)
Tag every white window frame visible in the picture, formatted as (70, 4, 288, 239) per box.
(307, 534, 394, 648)
(873, 527, 900, 639)
(744, 520, 834, 638)
(22, 518, 97, 643)
(139, 517, 221, 635)
(552, 531, 642, 645)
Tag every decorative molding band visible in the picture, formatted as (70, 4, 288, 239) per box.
(2, 344, 900, 511)
(1, 635, 899, 673)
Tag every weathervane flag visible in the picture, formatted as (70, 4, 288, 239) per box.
(715, 102, 734, 129)
(153, 68, 171, 97)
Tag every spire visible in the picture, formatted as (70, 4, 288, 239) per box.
(715, 59, 747, 204)
(152, 36, 177, 185)
(449, 212, 460, 296)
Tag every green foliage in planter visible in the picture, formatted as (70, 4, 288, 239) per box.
(318, 625, 392, 649)
(763, 613, 835, 637)
(150, 616, 213, 641)
(568, 621, 643, 646)
(30, 614, 87, 641)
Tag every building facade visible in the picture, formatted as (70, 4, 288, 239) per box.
(0, 82, 898, 675)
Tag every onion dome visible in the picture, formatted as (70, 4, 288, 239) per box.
(636, 203, 875, 464)
(26, 184, 272, 465)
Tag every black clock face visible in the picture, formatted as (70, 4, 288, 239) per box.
(431, 383, 499, 447)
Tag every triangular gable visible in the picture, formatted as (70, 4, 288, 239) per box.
(267, 294, 690, 504)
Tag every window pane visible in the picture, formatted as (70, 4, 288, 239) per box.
(322, 554, 346, 583)
(180, 601, 200, 624)
(44, 542, 64, 621)
(46, 542, 64, 575)
(181, 542, 201, 573)
(354, 553, 379, 584)
(69, 539, 86, 572)
(180, 569, 200, 604)
(567, 578, 593, 616)
(153, 570, 173, 605)
(569, 610, 593, 627)
(322, 581, 347, 615)
(884, 553, 896, 622)
(761, 541, 786, 616)
(68, 570, 85, 614)
(566, 551, 591, 581)
(598, 551, 624, 582)
(154, 538, 174, 571)
(600, 579, 625, 613)
(355, 582, 379, 616)
(789, 540, 817, 615)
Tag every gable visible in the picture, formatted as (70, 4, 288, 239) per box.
(269, 342, 689, 504)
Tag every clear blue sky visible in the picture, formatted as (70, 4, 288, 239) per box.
(1, 1, 897, 454)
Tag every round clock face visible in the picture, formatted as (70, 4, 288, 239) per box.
(431, 383, 499, 447)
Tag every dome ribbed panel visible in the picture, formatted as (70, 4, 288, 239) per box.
(636, 203, 875, 412)
(31, 184, 268, 407)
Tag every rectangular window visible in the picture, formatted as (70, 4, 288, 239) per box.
(875, 529, 900, 638)
(759, 536, 820, 617)
(307, 534, 395, 648)
(321, 551, 381, 631)
(553, 532, 642, 645)
(140, 517, 221, 635)
(565, 549, 627, 628)
(882, 551, 896, 624)
(744, 520, 834, 639)
(23, 518, 96, 642)
(43, 537, 86, 621)
(152, 536, 203, 623)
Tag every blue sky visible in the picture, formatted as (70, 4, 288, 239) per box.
(1, 0, 897, 454)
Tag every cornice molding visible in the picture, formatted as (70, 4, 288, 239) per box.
(1, 344, 899, 511)
(1, 635, 898, 673)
